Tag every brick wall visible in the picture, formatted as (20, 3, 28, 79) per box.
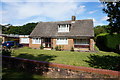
(29, 38, 41, 48)
(52, 38, 74, 50)
(29, 38, 94, 51)
(90, 39, 94, 51)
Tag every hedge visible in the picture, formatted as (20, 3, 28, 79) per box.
(96, 33, 120, 52)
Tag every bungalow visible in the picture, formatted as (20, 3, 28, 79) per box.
(29, 16, 94, 51)
(19, 35, 29, 46)
(1, 34, 29, 47)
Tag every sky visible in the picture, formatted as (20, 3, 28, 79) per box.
(0, 0, 109, 26)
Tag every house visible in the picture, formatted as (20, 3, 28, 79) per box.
(29, 16, 94, 51)
(2, 34, 19, 43)
(19, 35, 29, 46)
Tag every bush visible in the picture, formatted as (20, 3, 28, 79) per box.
(40, 45, 44, 49)
(71, 47, 74, 51)
(58, 45, 61, 51)
(60, 45, 64, 51)
(55, 45, 64, 51)
(96, 33, 108, 51)
(96, 33, 120, 52)
(12, 45, 19, 48)
(2, 49, 12, 56)
(55, 46, 59, 51)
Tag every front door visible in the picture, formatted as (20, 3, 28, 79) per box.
(43, 38, 51, 48)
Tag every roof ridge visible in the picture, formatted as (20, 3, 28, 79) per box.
(38, 19, 93, 23)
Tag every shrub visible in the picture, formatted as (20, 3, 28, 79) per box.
(51, 47, 53, 50)
(55, 45, 64, 51)
(40, 45, 44, 49)
(2, 49, 12, 56)
(96, 34, 108, 51)
(71, 47, 74, 51)
(12, 45, 18, 48)
(96, 33, 120, 52)
(55, 46, 59, 51)
(60, 45, 64, 51)
(5, 46, 11, 49)
(58, 45, 61, 51)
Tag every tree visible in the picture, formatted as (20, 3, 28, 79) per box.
(19, 23, 37, 35)
(102, 1, 120, 34)
(7, 26, 21, 34)
(2, 22, 37, 35)
(94, 25, 110, 36)
(2, 26, 7, 34)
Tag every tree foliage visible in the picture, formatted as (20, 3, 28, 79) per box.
(96, 33, 120, 52)
(102, 1, 120, 34)
(7, 26, 21, 34)
(2, 23, 37, 35)
(2, 26, 8, 34)
(94, 25, 110, 36)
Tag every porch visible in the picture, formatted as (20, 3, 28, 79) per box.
(41, 38, 52, 48)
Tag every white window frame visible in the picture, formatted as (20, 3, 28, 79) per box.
(20, 38, 29, 44)
(74, 39, 89, 45)
(58, 24, 69, 32)
(32, 38, 41, 44)
(56, 38, 68, 45)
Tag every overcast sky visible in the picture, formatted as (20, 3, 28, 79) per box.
(0, 0, 109, 26)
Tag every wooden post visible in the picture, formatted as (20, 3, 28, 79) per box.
(2, 37, 5, 43)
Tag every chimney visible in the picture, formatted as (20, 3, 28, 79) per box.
(72, 16, 76, 21)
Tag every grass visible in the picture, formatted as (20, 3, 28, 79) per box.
(2, 67, 46, 80)
(3, 46, 119, 80)
(11, 47, 119, 68)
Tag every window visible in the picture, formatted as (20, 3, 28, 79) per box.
(58, 24, 70, 32)
(74, 39, 89, 45)
(56, 38, 68, 45)
(32, 38, 41, 44)
(20, 38, 29, 43)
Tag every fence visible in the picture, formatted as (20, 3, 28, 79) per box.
(2, 56, 120, 78)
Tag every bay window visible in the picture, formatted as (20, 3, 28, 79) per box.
(32, 38, 41, 44)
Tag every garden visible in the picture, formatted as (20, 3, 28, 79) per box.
(2, 46, 120, 79)
(3, 47, 120, 71)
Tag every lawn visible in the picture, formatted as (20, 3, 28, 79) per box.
(11, 47, 120, 70)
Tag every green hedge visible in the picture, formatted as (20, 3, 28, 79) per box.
(96, 33, 120, 52)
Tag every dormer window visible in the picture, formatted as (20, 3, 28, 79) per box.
(58, 24, 70, 32)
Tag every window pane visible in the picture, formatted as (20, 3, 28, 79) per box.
(74, 39, 89, 45)
(20, 38, 29, 43)
(56, 38, 68, 45)
(58, 24, 69, 32)
(32, 38, 41, 44)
